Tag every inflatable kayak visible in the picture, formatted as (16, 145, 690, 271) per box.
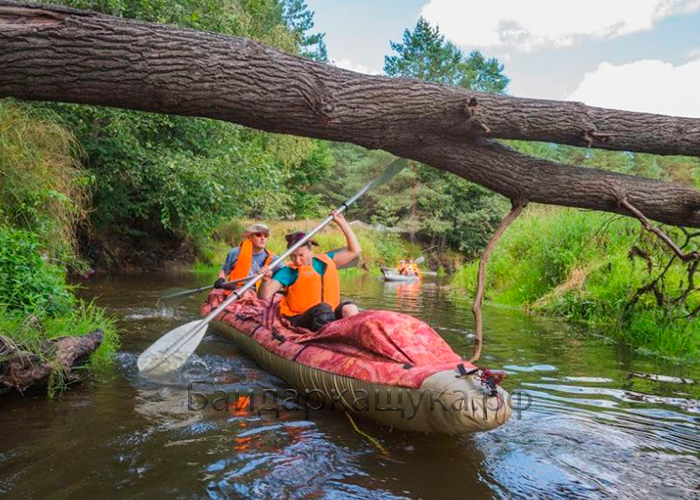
(201, 290, 511, 433)
(381, 268, 420, 282)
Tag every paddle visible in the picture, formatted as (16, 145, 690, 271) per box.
(137, 157, 408, 376)
(158, 277, 250, 306)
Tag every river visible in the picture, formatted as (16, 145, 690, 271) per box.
(1, 272, 699, 499)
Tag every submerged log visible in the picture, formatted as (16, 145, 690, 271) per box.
(0, 330, 103, 393)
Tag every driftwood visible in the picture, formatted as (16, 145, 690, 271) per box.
(0, 330, 103, 393)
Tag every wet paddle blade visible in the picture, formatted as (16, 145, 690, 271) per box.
(373, 157, 409, 187)
(137, 320, 209, 376)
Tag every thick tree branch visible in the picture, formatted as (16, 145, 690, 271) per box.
(2, 1, 700, 227)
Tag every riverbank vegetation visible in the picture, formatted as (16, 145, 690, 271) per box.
(21, 0, 333, 272)
(453, 206, 700, 359)
(0, 103, 117, 395)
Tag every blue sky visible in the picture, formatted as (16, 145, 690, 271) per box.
(305, 0, 700, 117)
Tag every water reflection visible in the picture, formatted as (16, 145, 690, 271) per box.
(0, 273, 699, 499)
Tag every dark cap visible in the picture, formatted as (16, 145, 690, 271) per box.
(285, 231, 320, 249)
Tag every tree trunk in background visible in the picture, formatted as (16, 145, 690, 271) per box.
(2, 1, 700, 227)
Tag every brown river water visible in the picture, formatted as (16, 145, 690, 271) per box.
(1, 272, 700, 499)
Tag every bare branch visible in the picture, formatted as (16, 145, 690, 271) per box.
(470, 200, 527, 363)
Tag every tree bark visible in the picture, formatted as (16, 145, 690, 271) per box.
(0, 330, 103, 393)
(2, 1, 700, 227)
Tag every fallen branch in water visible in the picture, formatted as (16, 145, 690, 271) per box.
(0, 330, 103, 394)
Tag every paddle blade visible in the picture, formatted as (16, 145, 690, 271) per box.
(414, 256, 426, 265)
(137, 320, 209, 376)
(373, 157, 409, 188)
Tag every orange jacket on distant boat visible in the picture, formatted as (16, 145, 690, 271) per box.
(409, 263, 421, 277)
(226, 240, 275, 294)
(279, 254, 340, 316)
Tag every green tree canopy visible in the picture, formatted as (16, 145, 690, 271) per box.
(384, 17, 508, 93)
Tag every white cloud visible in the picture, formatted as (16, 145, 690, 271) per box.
(421, 0, 700, 50)
(332, 58, 379, 75)
(687, 47, 700, 59)
(567, 58, 700, 117)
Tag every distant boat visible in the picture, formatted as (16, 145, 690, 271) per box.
(381, 267, 420, 282)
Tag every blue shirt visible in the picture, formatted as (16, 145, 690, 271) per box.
(272, 252, 335, 286)
(221, 247, 277, 277)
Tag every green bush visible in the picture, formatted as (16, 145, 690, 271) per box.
(0, 226, 75, 317)
(0, 225, 119, 395)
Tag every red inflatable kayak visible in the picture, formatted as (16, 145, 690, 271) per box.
(202, 290, 511, 433)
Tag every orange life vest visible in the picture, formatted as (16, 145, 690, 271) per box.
(278, 253, 340, 316)
(225, 240, 274, 295)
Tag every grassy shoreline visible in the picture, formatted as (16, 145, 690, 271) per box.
(452, 206, 700, 360)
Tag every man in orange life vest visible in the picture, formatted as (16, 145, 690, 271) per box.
(214, 223, 276, 293)
(258, 211, 360, 332)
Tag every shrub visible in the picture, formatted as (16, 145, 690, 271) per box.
(0, 225, 74, 317)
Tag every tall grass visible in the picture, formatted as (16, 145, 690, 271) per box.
(0, 100, 90, 270)
(452, 206, 700, 359)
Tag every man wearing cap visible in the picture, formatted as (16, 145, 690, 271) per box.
(214, 223, 276, 292)
(258, 211, 360, 332)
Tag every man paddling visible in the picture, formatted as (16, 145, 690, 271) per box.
(396, 260, 408, 275)
(214, 223, 276, 292)
(258, 211, 360, 331)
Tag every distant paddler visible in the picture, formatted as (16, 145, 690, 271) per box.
(407, 257, 422, 277)
(214, 223, 277, 295)
(396, 259, 408, 275)
(258, 211, 360, 332)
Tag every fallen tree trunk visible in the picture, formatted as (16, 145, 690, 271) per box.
(1, 1, 700, 227)
(0, 330, 103, 394)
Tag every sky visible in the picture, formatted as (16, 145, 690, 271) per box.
(305, 0, 700, 117)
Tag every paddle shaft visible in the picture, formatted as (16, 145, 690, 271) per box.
(160, 277, 249, 301)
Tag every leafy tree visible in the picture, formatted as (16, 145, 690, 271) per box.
(280, 0, 328, 62)
(385, 17, 508, 92)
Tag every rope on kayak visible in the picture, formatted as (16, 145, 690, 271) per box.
(344, 411, 388, 456)
(470, 199, 527, 362)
